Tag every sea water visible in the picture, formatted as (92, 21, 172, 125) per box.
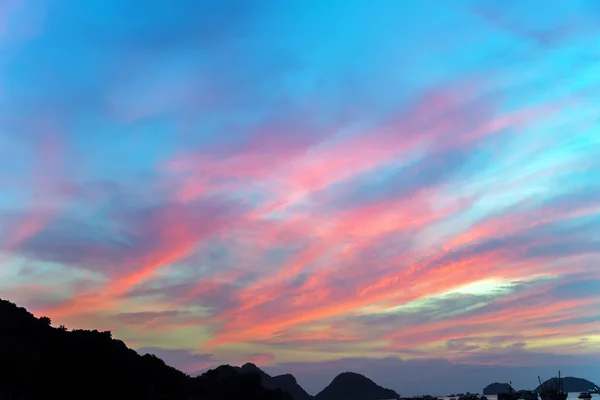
(440, 394, 589, 400)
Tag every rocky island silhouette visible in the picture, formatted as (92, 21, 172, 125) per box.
(482, 378, 599, 400)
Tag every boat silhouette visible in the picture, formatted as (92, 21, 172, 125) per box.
(538, 371, 568, 400)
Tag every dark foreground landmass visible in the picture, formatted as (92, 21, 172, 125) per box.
(0, 298, 399, 400)
(0, 298, 294, 400)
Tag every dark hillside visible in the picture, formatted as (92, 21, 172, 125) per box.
(0, 298, 291, 400)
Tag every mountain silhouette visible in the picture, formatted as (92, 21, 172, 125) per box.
(191, 364, 293, 400)
(272, 374, 313, 400)
(239, 363, 312, 400)
(483, 383, 515, 395)
(0, 298, 291, 400)
(314, 371, 400, 400)
(534, 377, 598, 393)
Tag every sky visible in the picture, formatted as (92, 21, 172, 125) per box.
(1, 0, 600, 395)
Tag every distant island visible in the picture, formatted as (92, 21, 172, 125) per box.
(483, 377, 600, 396)
(483, 383, 515, 395)
(314, 371, 399, 400)
(0, 298, 399, 400)
(535, 377, 599, 393)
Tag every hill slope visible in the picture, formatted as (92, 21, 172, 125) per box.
(0, 298, 291, 400)
(272, 373, 313, 400)
(240, 362, 313, 400)
(315, 372, 399, 400)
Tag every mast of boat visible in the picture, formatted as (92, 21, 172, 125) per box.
(558, 371, 562, 393)
(538, 377, 543, 390)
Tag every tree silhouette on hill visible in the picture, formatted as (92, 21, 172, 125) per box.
(0, 297, 404, 400)
(0, 298, 291, 400)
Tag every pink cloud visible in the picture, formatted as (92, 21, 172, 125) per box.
(1, 128, 66, 252)
(386, 295, 599, 350)
(247, 353, 276, 366)
(205, 215, 599, 348)
(38, 199, 247, 318)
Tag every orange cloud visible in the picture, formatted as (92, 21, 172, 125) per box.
(39, 200, 245, 318)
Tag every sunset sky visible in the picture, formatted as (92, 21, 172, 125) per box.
(1, 0, 599, 394)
